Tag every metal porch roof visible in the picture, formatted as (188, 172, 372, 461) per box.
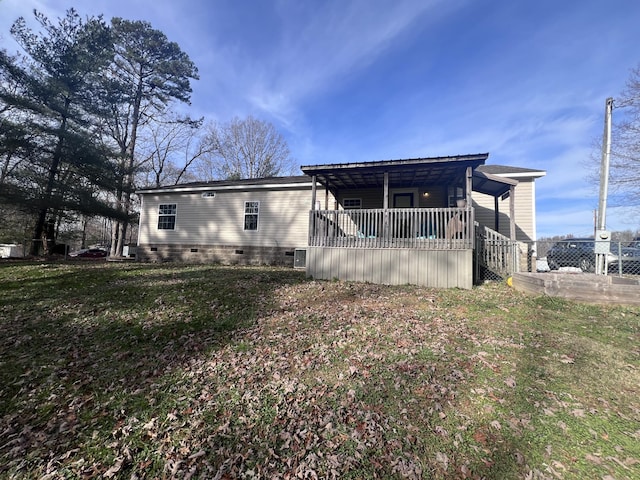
(301, 153, 516, 198)
(301, 154, 489, 189)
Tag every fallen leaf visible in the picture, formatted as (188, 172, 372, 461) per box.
(103, 457, 124, 478)
(557, 421, 568, 434)
(606, 456, 630, 470)
(584, 453, 602, 465)
(189, 450, 206, 460)
(560, 355, 575, 364)
(473, 431, 487, 445)
(436, 452, 449, 470)
(434, 425, 448, 437)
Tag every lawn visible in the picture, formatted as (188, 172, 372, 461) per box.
(0, 262, 638, 479)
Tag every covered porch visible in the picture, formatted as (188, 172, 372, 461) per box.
(301, 154, 518, 289)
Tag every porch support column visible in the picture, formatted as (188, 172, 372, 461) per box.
(311, 175, 317, 210)
(324, 182, 329, 209)
(383, 172, 389, 209)
(465, 167, 473, 206)
(509, 185, 516, 241)
(383, 172, 389, 242)
(310, 175, 317, 242)
(494, 196, 500, 231)
(466, 167, 474, 244)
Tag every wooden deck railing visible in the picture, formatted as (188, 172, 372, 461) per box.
(474, 223, 519, 277)
(309, 208, 474, 249)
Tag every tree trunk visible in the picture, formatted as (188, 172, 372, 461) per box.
(110, 168, 125, 256)
(114, 71, 143, 257)
(117, 219, 127, 255)
(31, 100, 69, 255)
(81, 215, 87, 249)
(109, 135, 129, 257)
(31, 208, 48, 256)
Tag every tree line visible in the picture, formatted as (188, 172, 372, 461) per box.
(0, 9, 294, 256)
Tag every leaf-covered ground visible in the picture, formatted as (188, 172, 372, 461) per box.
(0, 262, 639, 479)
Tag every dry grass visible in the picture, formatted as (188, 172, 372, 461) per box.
(0, 262, 639, 479)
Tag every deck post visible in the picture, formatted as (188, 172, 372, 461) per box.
(465, 167, 473, 206)
(383, 172, 390, 243)
(324, 182, 329, 209)
(310, 175, 317, 241)
(509, 185, 516, 240)
(311, 175, 317, 210)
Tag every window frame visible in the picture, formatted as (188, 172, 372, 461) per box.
(157, 203, 177, 230)
(243, 201, 260, 231)
(343, 198, 362, 209)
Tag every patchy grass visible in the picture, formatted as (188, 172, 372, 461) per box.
(0, 262, 639, 479)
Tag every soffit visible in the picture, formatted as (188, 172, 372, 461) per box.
(472, 170, 518, 198)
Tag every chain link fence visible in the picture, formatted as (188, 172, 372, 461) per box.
(536, 238, 640, 276)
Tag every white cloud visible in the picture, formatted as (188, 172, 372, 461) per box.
(239, 0, 459, 120)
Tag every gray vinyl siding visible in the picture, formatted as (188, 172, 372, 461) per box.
(337, 189, 384, 209)
(139, 187, 312, 248)
(472, 178, 536, 242)
(418, 185, 447, 208)
(306, 247, 473, 289)
(337, 186, 447, 209)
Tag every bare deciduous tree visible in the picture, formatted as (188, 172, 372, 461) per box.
(199, 116, 295, 180)
(609, 65, 640, 208)
(137, 116, 212, 187)
(105, 18, 199, 257)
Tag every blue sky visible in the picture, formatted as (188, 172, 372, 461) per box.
(2, 0, 639, 238)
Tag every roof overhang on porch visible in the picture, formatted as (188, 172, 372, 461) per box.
(301, 153, 520, 240)
(301, 153, 516, 200)
(301, 153, 488, 190)
(472, 169, 518, 199)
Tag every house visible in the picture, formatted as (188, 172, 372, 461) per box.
(135, 153, 546, 289)
(474, 164, 545, 242)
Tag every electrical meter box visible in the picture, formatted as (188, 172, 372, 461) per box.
(594, 229, 611, 254)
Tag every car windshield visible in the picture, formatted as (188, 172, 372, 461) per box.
(558, 241, 593, 249)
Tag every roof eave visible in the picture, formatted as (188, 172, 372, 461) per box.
(300, 153, 490, 174)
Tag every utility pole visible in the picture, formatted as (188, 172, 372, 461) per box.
(595, 97, 614, 275)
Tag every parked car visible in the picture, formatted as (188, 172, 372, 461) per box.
(547, 238, 640, 273)
(609, 243, 640, 273)
(546, 238, 597, 272)
(69, 248, 108, 259)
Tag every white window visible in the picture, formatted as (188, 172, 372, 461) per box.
(158, 204, 177, 230)
(244, 201, 259, 231)
(343, 198, 362, 209)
